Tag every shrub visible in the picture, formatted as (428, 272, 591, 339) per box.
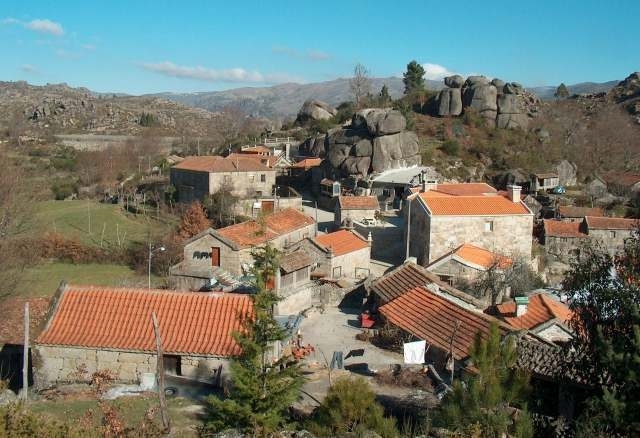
(309, 377, 398, 438)
(440, 139, 460, 156)
(50, 177, 78, 200)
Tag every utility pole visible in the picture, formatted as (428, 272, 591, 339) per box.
(22, 302, 29, 402)
(151, 313, 171, 432)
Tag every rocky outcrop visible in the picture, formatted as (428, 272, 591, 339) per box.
(300, 108, 420, 178)
(296, 99, 337, 121)
(435, 75, 540, 130)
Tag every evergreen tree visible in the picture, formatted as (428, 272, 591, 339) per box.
(402, 60, 426, 95)
(204, 244, 303, 436)
(438, 322, 533, 437)
(563, 231, 640, 436)
(379, 84, 391, 106)
(554, 83, 570, 99)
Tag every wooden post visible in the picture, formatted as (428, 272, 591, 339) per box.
(22, 302, 29, 402)
(151, 312, 171, 432)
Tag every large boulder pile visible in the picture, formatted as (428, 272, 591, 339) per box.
(299, 108, 420, 177)
(436, 75, 539, 129)
(296, 99, 337, 122)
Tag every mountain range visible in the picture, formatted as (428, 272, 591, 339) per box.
(150, 77, 619, 120)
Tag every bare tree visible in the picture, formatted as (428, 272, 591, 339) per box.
(349, 63, 371, 109)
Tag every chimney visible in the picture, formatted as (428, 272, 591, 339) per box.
(507, 184, 522, 203)
(515, 295, 529, 317)
(367, 231, 372, 245)
(422, 179, 438, 192)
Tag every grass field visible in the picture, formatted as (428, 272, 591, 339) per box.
(17, 262, 161, 297)
(33, 200, 176, 248)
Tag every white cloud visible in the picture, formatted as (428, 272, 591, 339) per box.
(25, 19, 64, 36)
(21, 64, 38, 73)
(421, 63, 457, 80)
(2, 17, 64, 36)
(140, 61, 302, 84)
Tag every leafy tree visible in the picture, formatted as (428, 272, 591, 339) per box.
(349, 63, 371, 109)
(204, 244, 303, 436)
(402, 60, 425, 95)
(471, 254, 544, 305)
(438, 322, 533, 437)
(563, 232, 640, 436)
(554, 83, 570, 99)
(310, 376, 398, 437)
(204, 182, 239, 228)
(177, 200, 210, 240)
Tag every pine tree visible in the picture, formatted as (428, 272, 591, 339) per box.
(379, 84, 391, 106)
(204, 244, 303, 436)
(564, 231, 640, 436)
(402, 60, 425, 95)
(554, 83, 570, 99)
(438, 322, 533, 437)
(177, 200, 210, 240)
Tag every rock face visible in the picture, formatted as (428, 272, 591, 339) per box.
(300, 108, 420, 178)
(435, 75, 539, 129)
(0, 389, 17, 407)
(297, 99, 337, 121)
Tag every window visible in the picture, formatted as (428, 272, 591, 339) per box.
(249, 174, 255, 182)
(260, 174, 266, 182)
(484, 221, 494, 232)
(332, 266, 342, 278)
(610, 231, 616, 239)
(223, 175, 231, 183)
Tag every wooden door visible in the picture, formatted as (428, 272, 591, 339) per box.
(262, 200, 274, 213)
(211, 247, 220, 267)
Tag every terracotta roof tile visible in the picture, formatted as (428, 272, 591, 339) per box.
(216, 208, 314, 249)
(432, 183, 497, 196)
(449, 244, 511, 269)
(291, 158, 322, 169)
(36, 286, 252, 356)
(585, 216, 638, 230)
(603, 172, 640, 187)
(420, 194, 530, 215)
(0, 296, 52, 345)
(495, 293, 572, 331)
(240, 146, 271, 154)
(379, 286, 510, 360)
(558, 206, 604, 218)
(280, 250, 314, 273)
(173, 155, 272, 173)
(338, 196, 380, 210)
(314, 229, 369, 256)
(543, 220, 587, 238)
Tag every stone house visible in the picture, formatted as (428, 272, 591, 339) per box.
(557, 206, 604, 222)
(530, 172, 559, 192)
(523, 194, 542, 218)
(34, 284, 252, 388)
(492, 293, 573, 345)
(294, 229, 372, 280)
(170, 208, 316, 282)
(542, 216, 637, 261)
(170, 155, 276, 203)
(334, 195, 380, 227)
(426, 243, 512, 286)
(406, 182, 533, 266)
(228, 152, 292, 177)
(586, 176, 608, 198)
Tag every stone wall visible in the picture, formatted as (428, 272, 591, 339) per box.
(589, 228, 634, 255)
(34, 345, 229, 389)
(335, 207, 378, 226)
(329, 247, 371, 279)
(209, 170, 276, 199)
(170, 168, 209, 203)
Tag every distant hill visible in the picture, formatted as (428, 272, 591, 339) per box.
(151, 77, 444, 120)
(153, 77, 619, 119)
(528, 80, 619, 100)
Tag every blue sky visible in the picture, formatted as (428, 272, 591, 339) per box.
(1, 0, 638, 94)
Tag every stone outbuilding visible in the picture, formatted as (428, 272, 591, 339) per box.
(426, 243, 512, 286)
(334, 195, 380, 227)
(530, 172, 559, 193)
(406, 182, 533, 266)
(170, 208, 316, 285)
(34, 284, 253, 388)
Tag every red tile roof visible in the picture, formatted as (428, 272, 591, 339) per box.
(432, 183, 497, 196)
(0, 296, 52, 345)
(603, 172, 640, 187)
(585, 216, 638, 230)
(240, 146, 271, 154)
(379, 286, 510, 360)
(314, 229, 369, 256)
(558, 206, 604, 218)
(173, 155, 272, 172)
(420, 194, 530, 215)
(338, 196, 379, 210)
(433, 243, 511, 270)
(291, 158, 322, 169)
(543, 220, 587, 238)
(495, 293, 572, 331)
(36, 285, 252, 356)
(216, 208, 315, 249)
